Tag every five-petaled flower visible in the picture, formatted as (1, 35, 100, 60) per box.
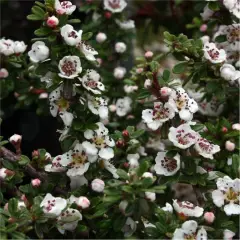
(55, 0, 76, 15)
(28, 41, 49, 63)
(203, 42, 226, 63)
(103, 0, 127, 13)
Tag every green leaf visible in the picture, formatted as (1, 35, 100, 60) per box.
(116, 169, 129, 180)
(2, 159, 15, 170)
(8, 198, 18, 216)
(172, 61, 188, 74)
(232, 154, 240, 177)
(34, 27, 52, 37)
(68, 19, 81, 24)
(113, 215, 127, 231)
(19, 184, 31, 194)
(18, 155, 30, 165)
(6, 223, 18, 232)
(27, 14, 43, 21)
(163, 69, 170, 81)
(48, 34, 56, 42)
(34, 223, 44, 239)
(156, 222, 167, 233)
(11, 231, 26, 239)
(137, 161, 149, 177)
(137, 89, 151, 100)
(0, 140, 8, 146)
(130, 129, 145, 139)
(121, 185, 133, 193)
(208, 1, 220, 11)
(31, 6, 45, 18)
(38, 149, 46, 160)
(215, 35, 227, 43)
(149, 61, 160, 72)
(35, 1, 46, 8)
(92, 208, 108, 218)
(82, 32, 93, 41)
(145, 185, 166, 194)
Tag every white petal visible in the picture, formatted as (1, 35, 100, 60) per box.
(82, 141, 98, 155)
(84, 130, 94, 139)
(212, 190, 225, 207)
(99, 147, 114, 160)
(224, 203, 240, 216)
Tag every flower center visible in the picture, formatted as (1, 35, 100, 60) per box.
(94, 137, 105, 148)
(108, 0, 120, 9)
(207, 49, 220, 60)
(70, 152, 87, 166)
(68, 31, 78, 39)
(61, 60, 77, 76)
(198, 138, 213, 153)
(45, 199, 56, 212)
(184, 233, 196, 240)
(153, 105, 170, 120)
(57, 98, 69, 111)
(160, 157, 177, 172)
(228, 28, 240, 42)
(225, 188, 238, 202)
(176, 130, 196, 145)
(61, 1, 72, 8)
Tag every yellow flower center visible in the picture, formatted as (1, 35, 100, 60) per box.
(71, 153, 87, 165)
(57, 98, 69, 111)
(226, 188, 238, 202)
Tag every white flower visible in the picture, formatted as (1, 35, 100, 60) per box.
(223, 229, 235, 240)
(220, 64, 240, 82)
(40, 193, 67, 218)
(168, 88, 198, 121)
(225, 140, 235, 151)
(121, 217, 137, 238)
(127, 153, 140, 168)
(225, 24, 240, 51)
(0, 168, 7, 179)
(145, 192, 156, 202)
(223, 0, 240, 18)
(162, 203, 173, 213)
(58, 56, 82, 79)
(114, 67, 126, 79)
(173, 199, 204, 217)
(154, 152, 180, 176)
(124, 85, 138, 93)
(0, 39, 15, 56)
(96, 33, 107, 43)
(115, 19, 135, 30)
(57, 208, 82, 234)
(82, 122, 115, 160)
(91, 178, 105, 192)
(47, 16, 59, 28)
(0, 68, 9, 78)
(14, 41, 27, 54)
(60, 24, 82, 46)
(203, 42, 226, 64)
(173, 220, 207, 240)
(78, 41, 98, 61)
(104, 0, 127, 13)
(55, 0, 76, 15)
(58, 143, 97, 178)
(142, 102, 175, 130)
(115, 42, 127, 53)
(194, 137, 220, 159)
(168, 124, 198, 149)
(200, 5, 214, 21)
(144, 79, 152, 88)
(198, 98, 224, 117)
(116, 97, 132, 117)
(69, 195, 90, 209)
(232, 123, 240, 131)
(87, 96, 108, 119)
(79, 69, 105, 95)
(28, 41, 49, 63)
(212, 176, 240, 215)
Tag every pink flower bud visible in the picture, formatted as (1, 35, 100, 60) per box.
(39, 92, 48, 99)
(0, 68, 9, 78)
(200, 24, 208, 32)
(160, 87, 172, 97)
(144, 79, 152, 89)
(145, 51, 153, 58)
(91, 179, 105, 192)
(96, 32, 107, 43)
(136, 68, 143, 74)
(145, 192, 156, 202)
(109, 104, 116, 112)
(232, 123, 240, 131)
(204, 212, 215, 223)
(96, 58, 102, 67)
(9, 134, 22, 144)
(78, 197, 90, 209)
(222, 127, 228, 133)
(31, 178, 41, 187)
(47, 16, 59, 28)
(225, 140, 235, 151)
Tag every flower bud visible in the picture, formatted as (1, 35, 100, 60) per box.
(109, 104, 116, 112)
(91, 179, 105, 192)
(160, 87, 172, 97)
(136, 68, 143, 74)
(96, 58, 102, 67)
(144, 79, 152, 89)
(0, 168, 7, 179)
(123, 162, 129, 168)
(78, 197, 90, 209)
(225, 140, 235, 151)
(145, 192, 156, 202)
(116, 139, 125, 148)
(122, 130, 129, 138)
(114, 67, 126, 79)
(32, 150, 39, 158)
(96, 32, 107, 43)
(145, 51, 153, 59)
(9, 134, 22, 144)
(47, 16, 59, 28)
(31, 178, 41, 187)
(200, 24, 207, 32)
(204, 212, 215, 223)
(232, 123, 240, 131)
(39, 92, 48, 99)
(0, 68, 9, 78)
(115, 42, 127, 53)
(104, 11, 112, 19)
(222, 127, 228, 133)
(142, 172, 153, 179)
(119, 200, 130, 215)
